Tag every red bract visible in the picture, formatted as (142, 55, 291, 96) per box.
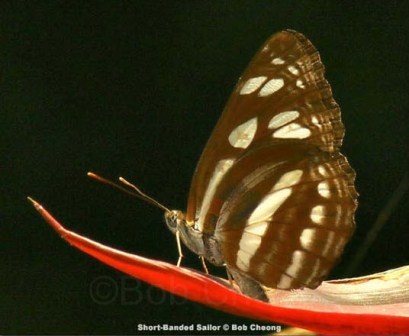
(28, 198, 409, 335)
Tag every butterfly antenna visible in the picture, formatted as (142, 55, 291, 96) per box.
(87, 172, 170, 213)
(118, 176, 170, 213)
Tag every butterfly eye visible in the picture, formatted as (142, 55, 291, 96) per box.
(164, 211, 179, 232)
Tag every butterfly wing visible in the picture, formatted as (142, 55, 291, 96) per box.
(186, 30, 357, 289)
(213, 143, 357, 289)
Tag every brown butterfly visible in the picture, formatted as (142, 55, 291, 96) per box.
(159, 30, 358, 301)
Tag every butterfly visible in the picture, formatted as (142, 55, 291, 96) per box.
(160, 30, 357, 301)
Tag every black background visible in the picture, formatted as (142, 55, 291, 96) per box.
(1, 1, 409, 334)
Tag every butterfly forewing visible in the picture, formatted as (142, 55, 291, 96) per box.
(185, 30, 357, 290)
(187, 30, 346, 225)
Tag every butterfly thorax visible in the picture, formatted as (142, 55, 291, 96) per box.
(164, 210, 225, 266)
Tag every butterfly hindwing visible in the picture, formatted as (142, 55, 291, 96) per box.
(214, 144, 356, 289)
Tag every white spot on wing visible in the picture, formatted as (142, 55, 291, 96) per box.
(312, 116, 320, 126)
(236, 250, 250, 272)
(285, 250, 305, 278)
(318, 181, 331, 198)
(310, 205, 325, 224)
(288, 65, 300, 75)
(268, 111, 300, 129)
(318, 165, 327, 176)
(228, 117, 257, 149)
(273, 123, 311, 139)
(300, 228, 316, 250)
(236, 222, 270, 272)
(277, 274, 294, 289)
(246, 170, 302, 224)
(236, 232, 263, 272)
(240, 76, 267, 95)
(248, 189, 291, 224)
(271, 169, 303, 191)
(197, 159, 234, 230)
(244, 221, 269, 236)
(258, 78, 284, 97)
(296, 79, 306, 89)
(272, 57, 285, 65)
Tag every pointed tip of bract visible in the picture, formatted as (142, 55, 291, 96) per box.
(27, 196, 42, 211)
(27, 196, 68, 236)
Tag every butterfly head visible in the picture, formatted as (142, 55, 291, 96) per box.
(164, 210, 185, 234)
(164, 209, 207, 258)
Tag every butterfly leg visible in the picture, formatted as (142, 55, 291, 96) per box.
(176, 230, 184, 267)
(226, 267, 234, 286)
(228, 268, 268, 302)
(200, 256, 209, 274)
